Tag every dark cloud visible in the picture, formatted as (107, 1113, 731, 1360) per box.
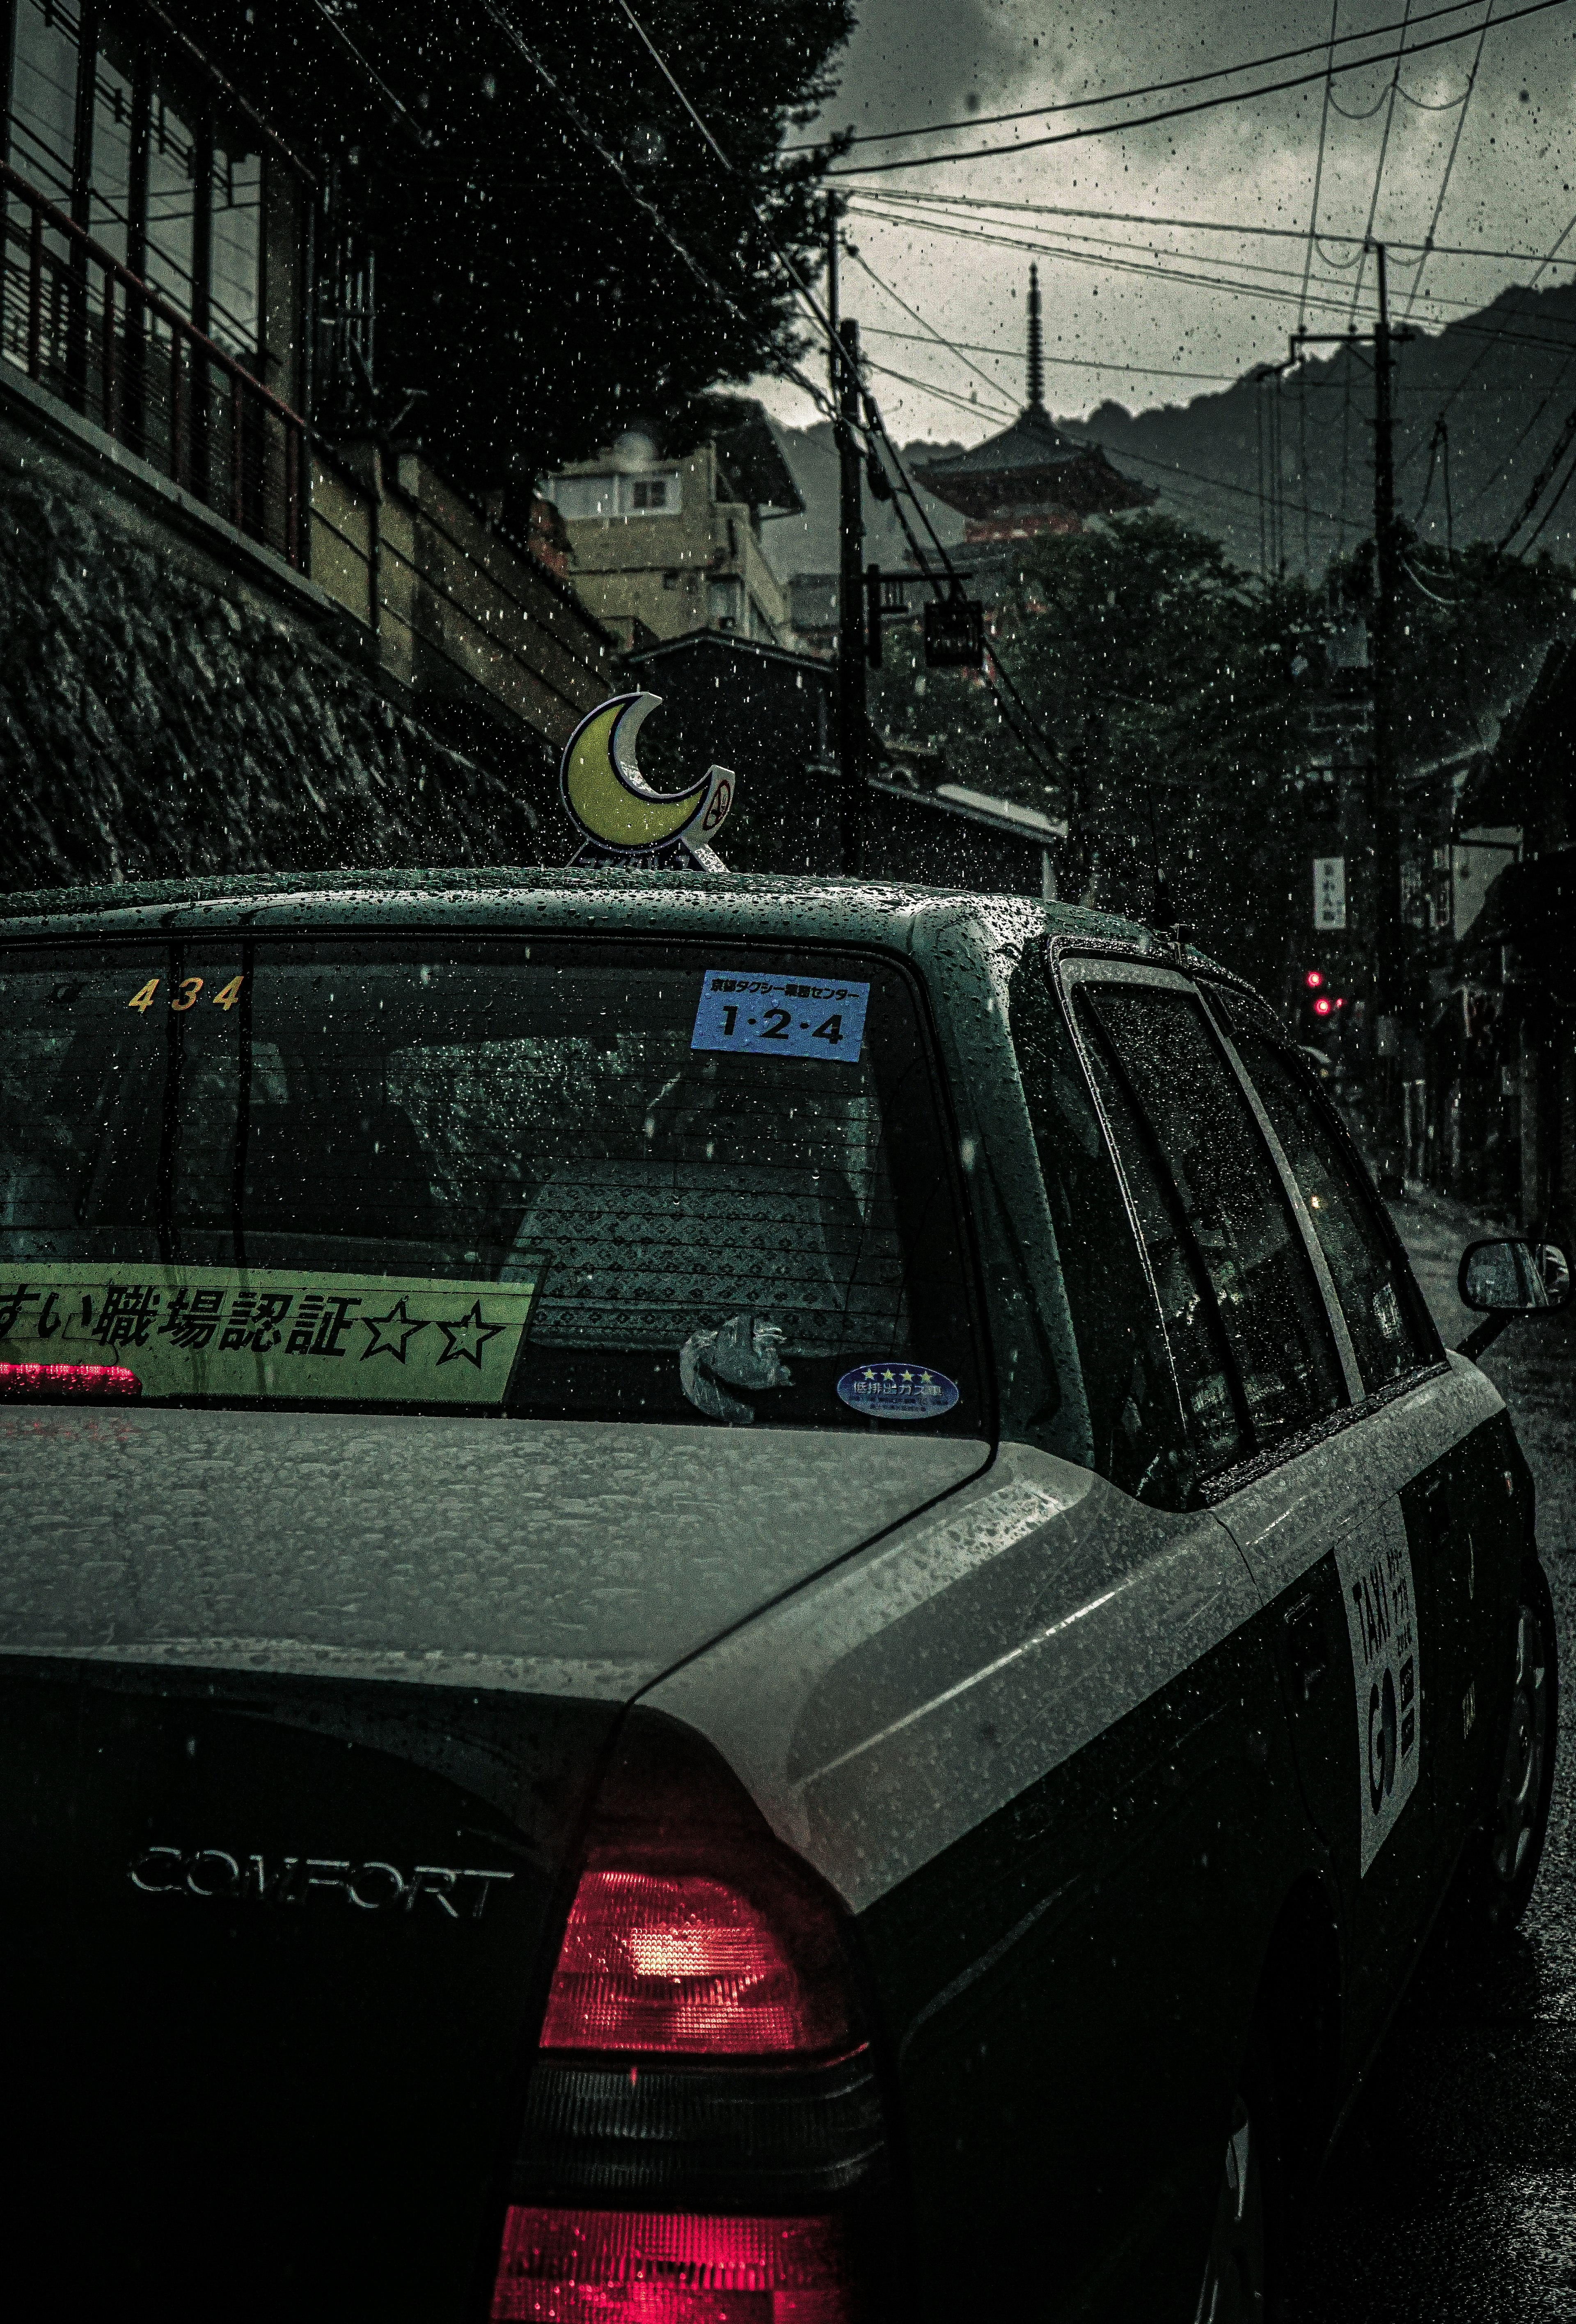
(758, 2, 1576, 450)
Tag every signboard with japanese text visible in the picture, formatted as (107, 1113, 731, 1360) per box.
(0, 1264, 543, 1406)
(1314, 856, 1347, 931)
(691, 968, 871, 1061)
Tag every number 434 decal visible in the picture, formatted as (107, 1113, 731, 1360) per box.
(128, 976, 245, 1014)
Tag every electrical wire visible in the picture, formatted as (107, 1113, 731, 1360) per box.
(601, 0, 1063, 786)
(846, 195, 1526, 319)
(1400, 197, 1576, 471)
(1300, 3, 1340, 333)
(863, 354, 1017, 421)
(1457, 340, 1576, 512)
(1415, 417, 1448, 521)
(850, 186, 1576, 275)
(793, 0, 1501, 150)
(847, 198, 1500, 328)
(1405, 0, 1494, 317)
(846, 244, 1016, 412)
(1403, 557, 1461, 599)
(1051, 429, 1351, 529)
(1348, 0, 1414, 327)
(1496, 395, 1576, 543)
(825, 0, 1569, 177)
(1516, 446, 1576, 550)
(861, 325, 1240, 384)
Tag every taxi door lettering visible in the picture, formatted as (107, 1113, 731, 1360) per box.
(1337, 1507, 1422, 1875)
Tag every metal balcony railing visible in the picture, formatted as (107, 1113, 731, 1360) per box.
(0, 158, 305, 569)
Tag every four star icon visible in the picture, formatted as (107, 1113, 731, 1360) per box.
(434, 1301, 506, 1369)
(359, 1299, 426, 1363)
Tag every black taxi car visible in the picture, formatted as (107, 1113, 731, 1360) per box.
(0, 868, 1560, 2322)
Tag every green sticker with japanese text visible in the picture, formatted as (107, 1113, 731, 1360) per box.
(0, 1263, 543, 1406)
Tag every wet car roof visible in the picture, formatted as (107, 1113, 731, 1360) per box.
(0, 863, 1177, 971)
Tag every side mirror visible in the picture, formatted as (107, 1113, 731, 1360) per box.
(1458, 1237, 1572, 1315)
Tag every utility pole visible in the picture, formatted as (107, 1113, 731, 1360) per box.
(1293, 240, 1413, 1184)
(1369, 243, 1404, 1039)
(828, 213, 865, 874)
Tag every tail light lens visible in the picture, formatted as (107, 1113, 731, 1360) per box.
(493, 1718, 886, 2322)
(541, 1868, 856, 2057)
(490, 2207, 859, 2322)
(0, 1362, 140, 1398)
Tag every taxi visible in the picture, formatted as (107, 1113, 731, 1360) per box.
(0, 769, 1561, 2319)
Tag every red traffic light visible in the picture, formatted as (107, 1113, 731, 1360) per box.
(1304, 970, 1324, 991)
(1313, 996, 1333, 1018)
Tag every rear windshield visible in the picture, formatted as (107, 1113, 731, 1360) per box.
(0, 936, 984, 1433)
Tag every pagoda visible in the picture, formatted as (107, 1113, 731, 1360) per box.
(913, 266, 1155, 543)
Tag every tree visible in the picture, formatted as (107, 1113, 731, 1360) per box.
(1331, 531, 1575, 766)
(872, 514, 1575, 998)
(296, 0, 851, 494)
(871, 515, 1317, 996)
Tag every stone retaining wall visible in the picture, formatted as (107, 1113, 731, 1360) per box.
(0, 430, 549, 894)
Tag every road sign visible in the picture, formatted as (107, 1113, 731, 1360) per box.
(1314, 856, 1347, 931)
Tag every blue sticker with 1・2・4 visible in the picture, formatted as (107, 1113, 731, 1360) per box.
(837, 1362, 961, 1422)
(691, 968, 870, 1062)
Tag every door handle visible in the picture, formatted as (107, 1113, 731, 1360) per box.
(1283, 1594, 1329, 1701)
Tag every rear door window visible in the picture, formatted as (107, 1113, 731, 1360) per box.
(0, 938, 985, 1432)
(1219, 1017, 1439, 1393)
(1008, 954, 1203, 1502)
(1076, 982, 1347, 1465)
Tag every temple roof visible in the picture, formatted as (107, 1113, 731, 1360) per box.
(914, 405, 1090, 483)
(910, 268, 1154, 527)
(912, 409, 1155, 525)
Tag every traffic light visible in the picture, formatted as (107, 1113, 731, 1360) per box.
(1301, 967, 1349, 1033)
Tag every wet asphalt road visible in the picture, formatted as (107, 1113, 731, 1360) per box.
(1288, 1193, 1576, 2322)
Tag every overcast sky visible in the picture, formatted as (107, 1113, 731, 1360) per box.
(749, 0, 1576, 443)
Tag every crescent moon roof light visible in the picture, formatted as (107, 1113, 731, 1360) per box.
(559, 691, 735, 866)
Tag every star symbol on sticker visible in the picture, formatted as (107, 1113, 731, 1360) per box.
(359, 1299, 427, 1363)
(434, 1300, 506, 1369)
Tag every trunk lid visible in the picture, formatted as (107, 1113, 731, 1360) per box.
(1, 1405, 983, 2314)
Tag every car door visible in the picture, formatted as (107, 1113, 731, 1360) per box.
(1205, 989, 1518, 1885)
(1059, 957, 1441, 2057)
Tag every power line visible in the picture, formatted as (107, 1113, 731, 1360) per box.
(854, 187, 1576, 273)
(847, 196, 1530, 319)
(1053, 429, 1352, 529)
(1401, 199, 1576, 467)
(1348, 0, 1416, 327)
(1300, 4, 1340, 334)
(827, 0, 1570, 177)
(861, 325, 1240, 384)
(863, 354, 1017, 422)
(1495, 393, 1576, 542)
(795, 0, 1500, 151)
(594, 0, 1062, 787)
(847, 197, 1507, 328)
(846, 243, 1015, 412)
(1516, 444, 1576, 549)
(1404, 0, 1494, 318)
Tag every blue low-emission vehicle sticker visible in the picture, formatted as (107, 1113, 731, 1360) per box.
(837, 1363, 960, 1421)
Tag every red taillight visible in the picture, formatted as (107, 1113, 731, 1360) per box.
(0, 1362, 140, 1398)
(490, 2206, 859, 2322)
(541, 1868, 856, 2057)
(1313, 996, 1333, 1018)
